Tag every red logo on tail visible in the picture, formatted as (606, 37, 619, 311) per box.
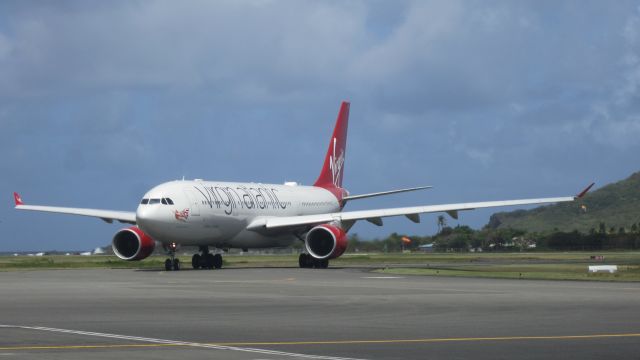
(329, 137, 345, 187)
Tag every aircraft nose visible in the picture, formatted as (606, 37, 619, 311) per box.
(137, 202, 175, 223)
(136, 205, 152, 223)
(136, 205, 152, 228)
(135, 204, 169, 239)
(135, 204, 163, 230)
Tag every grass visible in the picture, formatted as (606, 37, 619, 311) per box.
(1, 252, 639, 281)
(376, 264, 640, 282)
(0, 255, 167, 270)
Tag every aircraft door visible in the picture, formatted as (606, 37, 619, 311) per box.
(183, 189, 201, 216)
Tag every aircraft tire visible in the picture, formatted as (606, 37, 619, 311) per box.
(213, 254, 223, 269)
(173, 258, 180, 271)
(311, 258, 327, 269)
(298, 254, 308, 268)
(205, 253, 216, 269)
(192, 254, 201, 269)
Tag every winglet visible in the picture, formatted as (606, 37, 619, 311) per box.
(575, 182, 595, 199)
(13, 192, 24, 206)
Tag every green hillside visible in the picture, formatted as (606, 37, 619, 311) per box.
(487, 172, 640, 234)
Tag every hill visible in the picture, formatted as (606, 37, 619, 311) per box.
(487, 171, 640, 234)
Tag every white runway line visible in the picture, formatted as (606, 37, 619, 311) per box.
(361, 276, 402, 279)
(0, 324, 365, 360)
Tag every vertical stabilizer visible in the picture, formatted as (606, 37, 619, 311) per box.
(314, 101, 349, 195)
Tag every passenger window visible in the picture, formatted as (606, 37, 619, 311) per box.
(166, 198, 174, 205)
(149, 198, 160, 204)
(141, 198, 149, 205)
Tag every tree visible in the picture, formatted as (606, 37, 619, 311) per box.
(347, 233, 362, 253)
(598, 222, 606, 234)
(437, 215, 447, 234)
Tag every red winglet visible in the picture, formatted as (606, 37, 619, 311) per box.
(13, 192, 24, 206)
(576, 182, 595, 199)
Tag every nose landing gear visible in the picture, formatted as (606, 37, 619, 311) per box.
(164, 242, 180, 271)
(192, 246, 223, 270)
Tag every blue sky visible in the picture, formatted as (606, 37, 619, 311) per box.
(1, 1, 639, 251)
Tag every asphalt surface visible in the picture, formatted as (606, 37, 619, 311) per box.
(0, 267, 639, 359)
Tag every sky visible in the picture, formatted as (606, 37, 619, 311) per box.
(1, 0, 639, 251)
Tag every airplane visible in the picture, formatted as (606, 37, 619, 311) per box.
(13, 101, 594, 271)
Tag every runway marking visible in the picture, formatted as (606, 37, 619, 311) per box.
(0, 344, 176, 351)
(361, 276, 402, 279)
(210, 333, 640, 346)
(0, 325, 364, 360)
(1, 330, 640, 351)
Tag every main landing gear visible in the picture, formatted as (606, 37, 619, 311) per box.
(299, 253, 329, 269)
(191, 246, 222, 270)
(164, 242, 180, 271)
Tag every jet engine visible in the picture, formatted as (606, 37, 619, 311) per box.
(305, 224, 348, 260)
(112, 226, 155, 261)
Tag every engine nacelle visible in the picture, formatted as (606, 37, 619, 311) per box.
(112, 226, 155, 261)
(305, 224, 348, 260)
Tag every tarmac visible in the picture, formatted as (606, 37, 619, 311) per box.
(0, 266, 639, 359)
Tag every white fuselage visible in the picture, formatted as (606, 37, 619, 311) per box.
(136, 180, 341, 249)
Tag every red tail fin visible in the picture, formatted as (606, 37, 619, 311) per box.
(314, 101, 349, 192)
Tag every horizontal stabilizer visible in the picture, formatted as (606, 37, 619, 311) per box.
(343, 185, 432, 202)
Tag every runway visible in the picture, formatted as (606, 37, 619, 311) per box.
(0, 267, 638, 359)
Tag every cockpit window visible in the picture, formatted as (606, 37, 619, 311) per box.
(149, 198, 161, 204)
(160, 198, 174, 205)
(140, 198, 149, 205)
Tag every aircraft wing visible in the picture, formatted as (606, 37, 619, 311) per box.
(248, 183, 594, 231)
(13, 192, 136, 225)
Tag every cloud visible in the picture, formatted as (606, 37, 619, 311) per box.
(464, 147, 494, 166)
(567, 4, 640, 150)
(0, 1, 369, 102)
(0, 32, 11, 60)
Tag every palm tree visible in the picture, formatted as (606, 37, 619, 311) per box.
(437, 215, 447, 234)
